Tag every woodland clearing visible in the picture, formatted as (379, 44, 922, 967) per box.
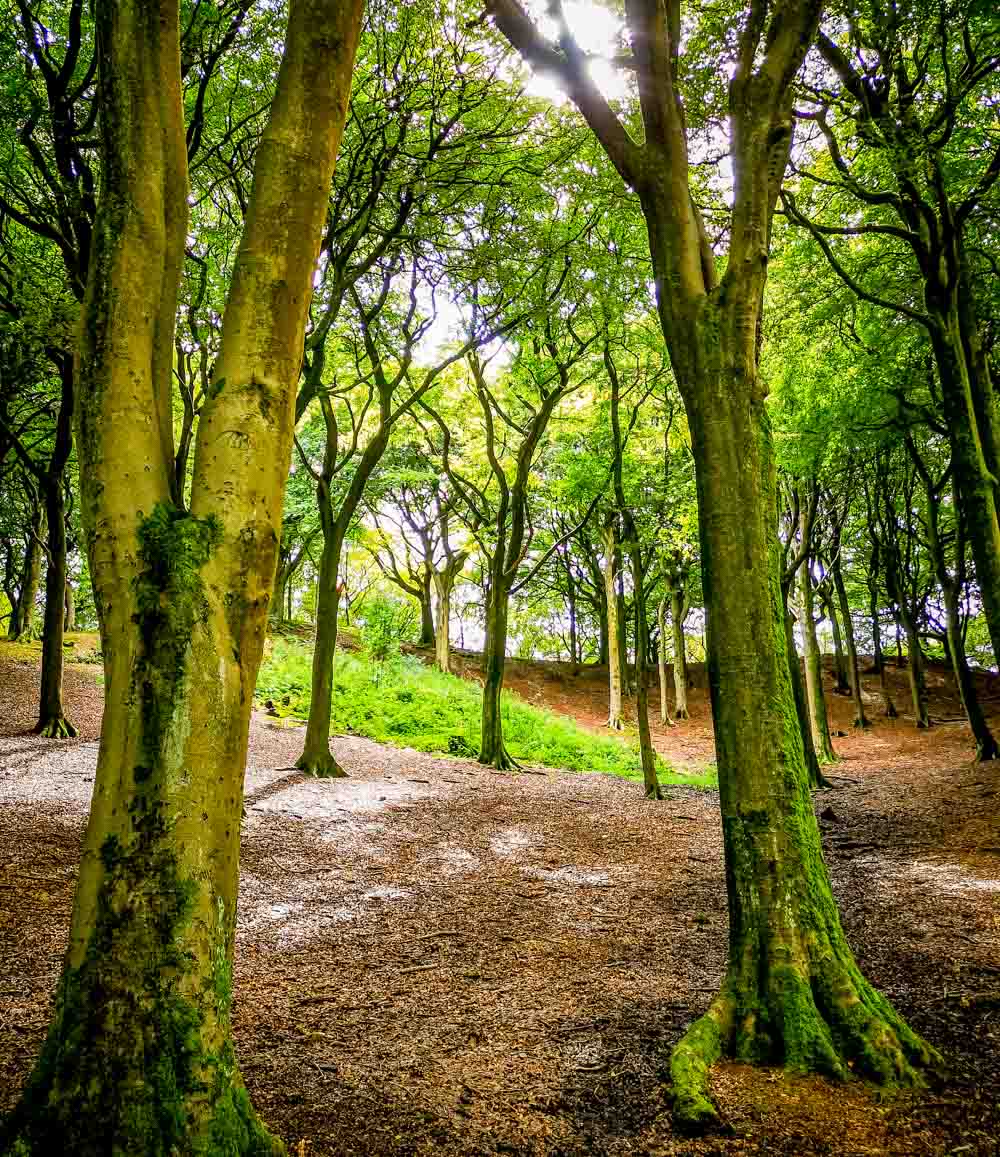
(1, 647, 997, 1156)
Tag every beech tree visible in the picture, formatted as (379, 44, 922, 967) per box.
(1, 0, 363, 1151)
(487, 0, 936, 1125)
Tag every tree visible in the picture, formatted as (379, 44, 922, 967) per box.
(488, 0, 935, 1126)
(2, 0, 363, 1150)
(783, 1, 1000, 668)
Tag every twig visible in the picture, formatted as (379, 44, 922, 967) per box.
(399, 963, 440, 974)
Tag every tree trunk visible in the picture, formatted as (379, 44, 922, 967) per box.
(928, 315, 1000, 671)
(566, 560, 579, 674)
(670, 588, 689, 719)
(900, 609, 930, 729)
(64, 576, 76, 633)
(597, 596, 609, 666)
(943, 582, 997, 760)
(658, 597, 673, 726)
(784, 604, 825, 790)
(604, 519, 624, 729)
(10, 508, 44, 640)
(2, 3, 363, 1152)
(296, 525, 347, 777)
(832, 555, 869, 728)
(799, 556, 837, 764)
(36, 361, 77, 738)
(418, 569, 435, 648)
(823, 588, 850, 694)
(623, 522, 661, 798)
(479, 574, 515, 769)
(433, 565, 460, 674)
(36, 476, 76, 737)
(658, 299, 932, 1129)
(868, 547, 897, 716)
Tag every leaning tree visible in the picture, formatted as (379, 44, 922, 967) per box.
(487, 0, 936, 1127)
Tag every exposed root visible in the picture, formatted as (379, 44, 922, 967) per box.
(675, 706, 690, 720)
(669, 959, 940, 1134)
(34, 715, 78, 739)
(853, 715, 871, 729)
(479, 743, 520, 772)
(294, 749, 347, 778)
(644, 783, 664, 801)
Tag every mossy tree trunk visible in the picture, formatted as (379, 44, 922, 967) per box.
(491, 3, 936, 1125)
(480, 567, 514, 769)
(2, 4, 362, 1154)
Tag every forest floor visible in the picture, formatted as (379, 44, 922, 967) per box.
(0, 642, 998, 1155)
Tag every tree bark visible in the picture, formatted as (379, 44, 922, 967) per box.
(10, 507, 43, 640)
(831, 553, 869, 728)
(36, 358, 77, 738)
(604, 518, 625, 729)
(64, 575, 76, 633)
(784, 605, 825, 790)
(418, 570, 435, 648)
(2, 3, 362, 1152)
(479, 570, 515, 768)
(823, 587, 850, 694)
(624, 524, 661, 798)
(798, 553, 836, 763)
(670, 588, 689, 719)
(488, 0, 935, 1129)
(657, 597, 673, 726)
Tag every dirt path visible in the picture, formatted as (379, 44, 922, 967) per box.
(0, 653, 998, 1155)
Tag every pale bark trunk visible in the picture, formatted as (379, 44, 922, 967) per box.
(64, 576, 75, 633)
(823, 588, 850, 694)
(657, 597, 673, 726)
(670, 589, 689, 719)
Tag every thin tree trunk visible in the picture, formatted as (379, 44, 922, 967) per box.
(785, 604, 825, 790)
(832, 554, 869, 728)
(418, 570, 435, 648)
(944, 582, 997, 759)
(868, 545, 897, 716)
(64, 575, 75, 633)
(623, 523, 661, 798)
(10, 509, 43, 640)
(823, 587, 850, 694)
(658, 597, 673, 726)
(433, 563, 461, 675)
(297, 525, 347, 777)
(799, 553, 836, 763)
(479, 573, 514, 769)
(36, 472, 76, 737)
(670, 589, 689, 719)
(604, 519, 624, 729)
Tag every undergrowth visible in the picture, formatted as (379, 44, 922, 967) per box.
(256, 638, 716, 787)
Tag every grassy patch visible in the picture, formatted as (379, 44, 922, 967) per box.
(256, 638, 716, 788)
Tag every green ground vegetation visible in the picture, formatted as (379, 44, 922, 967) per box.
(256, 637, 716, 787)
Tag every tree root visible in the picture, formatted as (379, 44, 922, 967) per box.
(669, 960, 940, 1133)
(479, 743, 521, 772)
(675, 706, 690, 720)
(294, 750, 347, 778)
(34, 715, 78, 739)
